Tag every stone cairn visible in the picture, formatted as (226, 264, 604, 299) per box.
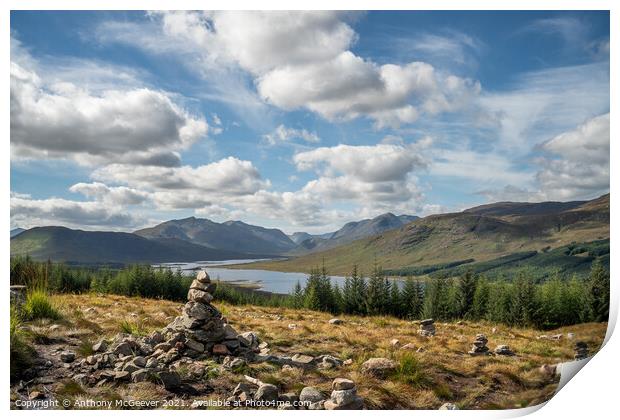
(62, 270, 358, 410)
(324, 378, 364, 410)
(468, 334, 491, 356)
(418, 319, 436, 337)
(574, 341, 589, 360)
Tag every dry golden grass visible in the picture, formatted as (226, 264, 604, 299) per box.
(19, 293, 606, 410)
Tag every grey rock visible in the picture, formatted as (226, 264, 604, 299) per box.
(92, 340, 108, 353)
(361, 357, 397, 378)
(131, 369, 151, 383)
(184, 339, 205, 353)
(332, 378, 355, 391)
(159, 371, 181, 390)
(255, 384, 279, 401)
(331, 389, 357, 406)
(329, 318, 343, 325)
(439, 403, 459, 410)
(132, 356, 147, 367)
(187, 289, 214, 304)
(60, 351, 76, 363)
(300, 386, 324, 403)
(196, 271, 210, 283)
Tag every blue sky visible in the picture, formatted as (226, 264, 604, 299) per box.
(10, 11, 610, 234)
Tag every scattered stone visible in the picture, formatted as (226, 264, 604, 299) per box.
(329, 318, 343, 325)
(288, 323, 297, 329)
(494, 344, 515, 356)
(539, 364, 557, 376)
(132, 356, 147, 367)
(439, 403, 459, 410)
(113, 342, 133, 356)
(114, 371, 131, 381)
(551, 334, 563, 340)
(299, 386, 324, 403)
(29, 391, 45, 400)
(233, 383, 252, 397)
(291, 354, 314, 365)
(255, 384, 279, 401)
(390, 339, 400, 347)
(158, 371, 181, 390)
(468, 334, 491, 356)
(574, 342, 589, 360)
(92, 340, 108, 353)
(567, 333, 575, 340)
(419, 319, 436, 336)
(60, 351, 76, 363)
(131, 369, 151, 383)
(361, 357, 397, 378)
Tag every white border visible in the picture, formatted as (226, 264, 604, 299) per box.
(3, 1, 617, 419)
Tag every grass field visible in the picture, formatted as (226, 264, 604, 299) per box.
(11, 293, 608, 410)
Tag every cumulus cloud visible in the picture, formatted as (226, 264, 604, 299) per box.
(69, 182, 149, 205)
(262, 124, 320, 145)
(535, 113, 609, 200)
(10, 48, 208, 166)
(293, 143, 428, 208)
(10, 195, 140, 230)
(101, 11, 481, 128)
(477, 113, 609, 202)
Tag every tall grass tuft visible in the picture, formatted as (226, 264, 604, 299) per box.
(392, 352, 431, 388)
(10, 306, 35, 382)
(23, 289, 62, 321)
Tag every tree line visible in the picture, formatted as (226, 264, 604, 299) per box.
(292, 261, 610, 330)
(10, 256, 609, 330)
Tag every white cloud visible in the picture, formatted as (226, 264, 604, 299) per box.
(536, 113, 609, 200)
(10, 196, 140, 230)
(10, 44, 208, 167)
(69, 182, 149, 206)
(98, 11, 480, 129)
(292, 143, 428, 211)
(262, 124, 320, 145)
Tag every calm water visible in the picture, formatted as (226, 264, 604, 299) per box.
(155, 259, 347, 294)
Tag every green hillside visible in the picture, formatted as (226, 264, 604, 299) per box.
(230, 194, 609, 276)
(10, 226, 269, 264)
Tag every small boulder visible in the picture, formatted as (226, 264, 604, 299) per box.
(439, 403, 459, 410)
(299, 386, 324, 403)
(131, 369, 150, 383)
(329, 318, 343, 325)
(159, 371, 181, 390)
(92, 340, 108, 353)
(60, 351, 76, 363)
(361, 357, 397, 378)
(255, 384, 279, 401)
(212, 344, 230, 356)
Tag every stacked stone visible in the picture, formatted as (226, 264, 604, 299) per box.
(164, 271, 259, 358)
(574, 341, 589, 360)
(418, 319, 436, 336)
(324, 378, 364, 410)
(468, 334, 491, 356)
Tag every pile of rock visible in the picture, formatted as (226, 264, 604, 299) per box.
(418, 319, 436, 336)
(574, 342, 589, 360)
(164, 271, 258, 359)
(324, 378, 364, 410)
(494, 344, 515, 356)
(468, 334, 491, 356)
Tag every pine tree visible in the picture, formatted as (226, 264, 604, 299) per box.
(292, 281, 304, 309)
(588, 259, 610, 322)
(366, 263, 388, 315)
(512, 271, 537, 326)
(458, 271, 477, 318)
(471, 276, 489, 320)
(389, 281, 403, 317)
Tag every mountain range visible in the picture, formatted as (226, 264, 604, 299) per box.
(11, 212, 419, 264)
(234, 194, 610, 275)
